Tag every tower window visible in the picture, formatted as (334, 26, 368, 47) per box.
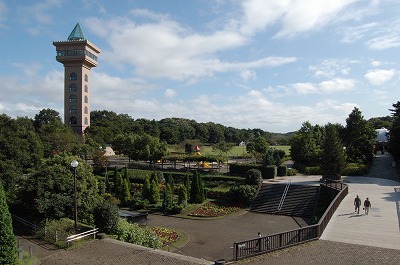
(84, 95, 88, 103)
(69, 72, 77, 80)
(69, 106, 77, 113)
(84, 117, 88, 125)
(84, 106, 88, 114)
(69, 94, 77, 103)
(84, 85, 88, 93)
(69, 116, 77, 125)
(69, 83, 77, 92)
(84, 74, 88, 82)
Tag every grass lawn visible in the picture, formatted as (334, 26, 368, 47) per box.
(199, 145, 290, 157)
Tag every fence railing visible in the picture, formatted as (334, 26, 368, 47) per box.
(233, 179, 348, 261)
(66, 228, 98, 247)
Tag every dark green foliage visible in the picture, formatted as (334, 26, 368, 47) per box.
(17, 155, 100, 223)
(151, 171, 163, 185)
(277, 165, 287, 176)
(389, 102, 400, 160)
(94, 199, 119, 234)
(0, 183, 18, 265)
(120, 178, 131, 205)
(344, 107, 375, 164)
(244, 169, 262, 186)
(341, 163, 369, 176)
(162, 184, 174, 212)
(320, 123, 346, 180)
(289, 122, 322, 165)
(149, 180, 160, 204)
(229, 164, 276, 179)
(178, 184, 188, 206)
(229, 185, 257, 205)
(189, 171, 205, 204)
(141, 176, 151, 202)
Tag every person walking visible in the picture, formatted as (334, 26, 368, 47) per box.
(354, 195, 361, 214)
(364, 198, 371, 215)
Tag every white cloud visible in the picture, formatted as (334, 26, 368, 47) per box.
(340, 22, 378, 43)
(164, 88, 176, 98)
(239, 0, 359, 38)
(293, 78, 356, 94)
(240, 70, 257, 82)
(85, 15, 296, 82)
(366, 33, 400, 50)
(309, 59, 354, 78)
(365, 69, 396, 85)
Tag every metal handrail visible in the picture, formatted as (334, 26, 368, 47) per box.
(66, 228, 98, 247)
(278, 181, 290, 211)
(233, 180, 348, 261)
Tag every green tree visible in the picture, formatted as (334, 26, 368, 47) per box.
(246, 136, 269, 160)
(162, 183, 174, 212)
(189, 171, 205, 204)
(0, 183, 18, 265)
(344, 107, 376, 164)
(149, 180, 160, 204)
(120, 178, 131, 205)
(389, 102, 400, 160)
(290, 122, 321, 165)
(17, 154, 100, 224)
(178, 184, 188, 206)
(320, 123, 346, 181)
(142, 176, 151, 202)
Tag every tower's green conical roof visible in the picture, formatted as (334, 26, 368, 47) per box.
(68, 23, 85, 41)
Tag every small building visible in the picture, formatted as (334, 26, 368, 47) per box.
(375, 127, 389, 154)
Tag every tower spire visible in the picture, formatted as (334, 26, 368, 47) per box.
(68, 23, 85, 41)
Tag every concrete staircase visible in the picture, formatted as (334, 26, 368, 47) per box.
(250, 183, 321, 219)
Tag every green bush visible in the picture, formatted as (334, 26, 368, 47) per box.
(277, 165, 287, 176)
(341, 163, 369, 176)
(287, 168, 298, 176)
(114, 218, 162, 249)
(229, 163, 276, 179)
(229, 185, 257, 205)
(244, 169, 262, 186)
(94, 200, 119, 234)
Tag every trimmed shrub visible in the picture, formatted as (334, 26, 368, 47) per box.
(229, 163, 277, 179)
(341, 163, 369, 176)
(229, 185, 257, 205)
(244, 169, 262, 186)
(277, 165, 287, 176)
(94, 200, 119, 234)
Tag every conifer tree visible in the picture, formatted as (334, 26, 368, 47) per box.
(142, 176, 151, 202)
(149, 180, 160, 204)
(189, 171, 205, 203)
(0, 183, 18, 265)
(162, 184, 174, 211)
(178, 184, 188, 206)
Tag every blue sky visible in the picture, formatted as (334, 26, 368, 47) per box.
(1, 0, 400, 133)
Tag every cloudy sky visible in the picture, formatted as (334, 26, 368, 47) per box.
(1, 0, 399, 133)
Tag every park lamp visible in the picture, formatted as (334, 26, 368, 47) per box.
(70, 160, 79, 233)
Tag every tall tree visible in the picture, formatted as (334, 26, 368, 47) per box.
(189, 171, 205, 204)
(290, 121, 322, 166)
(344, 107, 375, 164)
(320, 124, 346, 181)
(0, 183, 18, 265)
(389, 102, 400, 160)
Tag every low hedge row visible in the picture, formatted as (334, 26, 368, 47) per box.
(229, 163, 277, 179)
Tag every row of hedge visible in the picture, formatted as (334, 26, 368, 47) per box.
(229, 163, 289, 179)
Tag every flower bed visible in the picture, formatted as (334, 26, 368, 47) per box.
(188, 201, 240, 217)
(151, 226, 179, 245)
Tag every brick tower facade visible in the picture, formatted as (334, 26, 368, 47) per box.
(53, 23, 100, 135)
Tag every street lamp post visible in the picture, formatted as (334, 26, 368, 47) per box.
(70, 160, 79, 233)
